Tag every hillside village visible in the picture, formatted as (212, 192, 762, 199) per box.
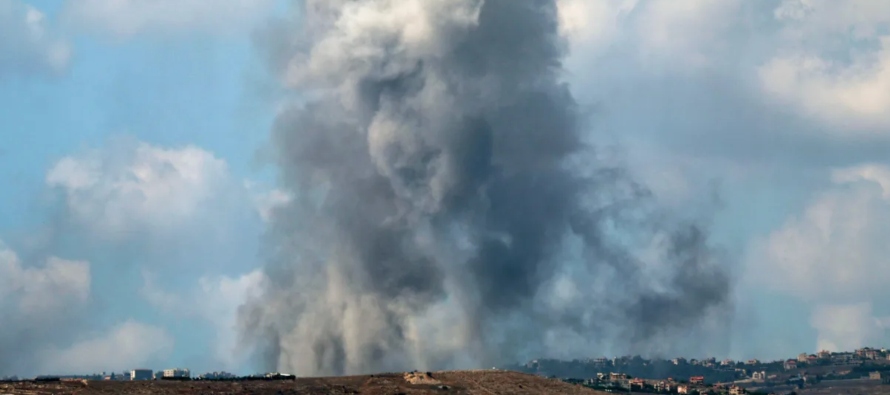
(517, 347, 890, 395)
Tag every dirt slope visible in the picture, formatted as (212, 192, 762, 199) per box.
(0, 370, 603, 394)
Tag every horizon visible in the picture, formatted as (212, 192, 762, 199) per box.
(3, 0, 890, 379)
(11, 346, 890, 379)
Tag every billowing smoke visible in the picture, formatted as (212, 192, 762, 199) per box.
(239, 0, 731, 376)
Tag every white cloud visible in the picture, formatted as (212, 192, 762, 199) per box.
(559, 0, 890, 156)
(747, 164, 890, 303)
(746, 164, 890, 349)
(46, 141, 236, 240)
(557, 0, 744, 72)
(558, 7, 890, 361)
(604, 0, 890, 132)
(557, 0, 636, 52)
(61, 0, 278, 39)
(773, 0, 890, 39)
(142, 270, 266, 371)
(0, 0, 71, 76)
(759, 41, 890, 130)
(41, 320, 174, 374)
(34, 139, 268, 372)
(0, 241, 90, 317)
(633, 0, 742, 69)
(0, 241, 92, 375)
(831, 164, 890, 198)
(245, 181, 293, 223)
(811, 303, 889, 352)
(196, 271, 267, 368)
(759, 0, 890, 131)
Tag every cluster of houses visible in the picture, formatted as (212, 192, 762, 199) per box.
(570, 372, 746, 395)
(105, 369, 292, 382)
(3, 368, 294, 383)
(666, 347, 890, 372)
(705, 348, 890, 389)
(104, 368, 191, 381)
(557, 347, 890, 395)
(781, 347, 890, 370)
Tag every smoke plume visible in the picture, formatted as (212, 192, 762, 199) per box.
(239, 0, 731, 376)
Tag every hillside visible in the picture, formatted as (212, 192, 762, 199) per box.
(0, 370, 604, 394)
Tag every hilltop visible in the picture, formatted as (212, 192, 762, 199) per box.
(0, 369, 603, 394)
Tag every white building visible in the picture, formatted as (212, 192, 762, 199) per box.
(130, 369, 152, 381)
(163, 368, 190, 378)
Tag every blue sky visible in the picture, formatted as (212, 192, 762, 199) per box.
(2, 0, 890, 377)
(1, 0, 283, 375)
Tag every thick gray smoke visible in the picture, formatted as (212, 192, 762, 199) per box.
(239, 0, 731, 376)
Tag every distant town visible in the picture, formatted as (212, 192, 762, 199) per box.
(0, 368, 295, 383)
(3, 346, 890, 395)
(512, 347, 890, 395)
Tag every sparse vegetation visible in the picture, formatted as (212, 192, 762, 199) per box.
(0, 370, 606, 394)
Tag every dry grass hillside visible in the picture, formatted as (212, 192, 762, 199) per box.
(0, 370, 604, 394)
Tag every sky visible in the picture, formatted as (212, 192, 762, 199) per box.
(1, 0, 889, 377)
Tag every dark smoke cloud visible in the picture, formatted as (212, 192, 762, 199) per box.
(239, 0, 731, 376)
